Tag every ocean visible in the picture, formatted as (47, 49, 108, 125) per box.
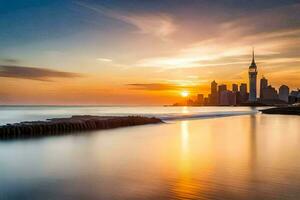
(0, 106, 300, 200)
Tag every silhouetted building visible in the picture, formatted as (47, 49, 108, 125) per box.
(197, 94, 204, 105)
(236, 91, 242, 105)
(187, 99, 194, 106)
(229, 92, 237, 105)
(220, 90, 236, 106)
(204, 97, 209, 106)
(218, 84, 227, 92)
(218, 84, 227, 103)
(232, 84, 238, 92)
(289, 90, 300, 104)
(210, 80, 218, 105)
(279, 85, 289, 103)
(249, 50, 258, 102)
(262, 85, 278, 100)
(260, 77, 268, 99)
(239, 83, 248, 103)
(220, 90, 230, 106)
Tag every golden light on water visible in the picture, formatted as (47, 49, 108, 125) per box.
(180, 121, 190, 154)
(174, 120, 196, 199)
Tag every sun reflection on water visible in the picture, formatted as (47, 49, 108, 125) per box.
(172, 120, 200, 199)
(181, 121, 190, 155)
(181, 106, 189, 114)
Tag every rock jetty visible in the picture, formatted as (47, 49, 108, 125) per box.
(0, 115, 163, 140)
(261, 106, 300, 115)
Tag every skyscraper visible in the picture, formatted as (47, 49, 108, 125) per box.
(210, 80, 218, 105)
(232, 84, 238, 92)
(219, 90, 237, 106)
(240, 83, 247, 96)
(260, 77, 268, 99)
(239, 83, 248, 103)
(220, 90, 230, 106)
(279, 85, 289, 102)
(218, 84, 227, 92)
(248, 50, 258, 102)
(218, 84, 227, 104)
(262, 85, 278, 100)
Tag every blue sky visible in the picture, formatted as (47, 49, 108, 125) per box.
(1, 0, 299, 47)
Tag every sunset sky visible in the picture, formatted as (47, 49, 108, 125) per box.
(1, 0, 300, 105)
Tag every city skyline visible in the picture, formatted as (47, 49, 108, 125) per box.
(176, 51, 299, 106)
(1, 0, 300, 105)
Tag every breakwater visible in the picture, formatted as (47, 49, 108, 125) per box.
(261, 106, 300, 115)
(0, 115, 163, 140)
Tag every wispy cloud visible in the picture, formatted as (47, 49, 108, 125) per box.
(135, 3, 300, 69)
(128, 83, 177, 91)
(0, 65, 82, 81)
(77, 2, 177, 39)
(127, 83, 199, 92)
(1, 58, 19, 64)
(97, 57, 112, 62)
(118, 14, 176, 39)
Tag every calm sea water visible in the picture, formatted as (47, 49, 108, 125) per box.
(0, 106, 300, 200)
(0, 106, 257, 125)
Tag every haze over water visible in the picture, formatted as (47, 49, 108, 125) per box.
(1, 107, 300, 200)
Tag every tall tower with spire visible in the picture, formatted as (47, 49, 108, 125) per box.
(248, 49, 258, 102)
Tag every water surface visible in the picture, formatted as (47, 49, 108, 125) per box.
(0, 107, 300, 200)
(0, 106, 257, 125)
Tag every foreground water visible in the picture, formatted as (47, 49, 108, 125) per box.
(0, 107, 300, 200)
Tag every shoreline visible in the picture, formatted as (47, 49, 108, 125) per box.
(0, 115, 163, 140)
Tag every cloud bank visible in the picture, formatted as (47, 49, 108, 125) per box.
(0, 65, 81, 81)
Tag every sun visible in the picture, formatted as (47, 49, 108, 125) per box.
(180, 91, 189, 97)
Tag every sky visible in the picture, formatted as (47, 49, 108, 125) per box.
(0, 0, 300, 105)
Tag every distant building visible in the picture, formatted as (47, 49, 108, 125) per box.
(235, 91, 242, 105)
(197, 94, 204, 105)
(208, 94, 212, 105)
(289, 90, 300, 104)
(220, 90, 236, 106)
(249, 50, 258, 102)
(229, 92, 237, 105)
(239, 83, 248, 103)
(218, 84, 227, 92)
(210, 80, 218, 105)
(187, 99, 194, 106)
(240, 83, 247, 96)
(279, 85, 289, 102)
(260, 77, 268, 99)
(203, 97, 209, 106)
(262, 85, 278, 100)
(220, 90, 230, 105)
(232, 84, 238, 92)
(218, 84, 227, 103)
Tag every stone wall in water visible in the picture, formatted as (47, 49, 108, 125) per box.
(0, 115, 163, 140)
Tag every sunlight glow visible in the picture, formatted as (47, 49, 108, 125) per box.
(181, 91, 189, 97)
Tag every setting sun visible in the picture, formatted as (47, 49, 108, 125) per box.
(181, 91, 189, 97)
